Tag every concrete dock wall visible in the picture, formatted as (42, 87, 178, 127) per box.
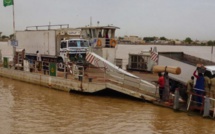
(0, 68, 106, 93)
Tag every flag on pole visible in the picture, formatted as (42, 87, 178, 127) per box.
(3, 0, 13, 7)
(151, 51, 158, 63)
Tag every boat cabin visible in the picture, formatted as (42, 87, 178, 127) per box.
(78, 26, 120, 48)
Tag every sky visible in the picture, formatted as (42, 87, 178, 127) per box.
(1, 0, 215, 40)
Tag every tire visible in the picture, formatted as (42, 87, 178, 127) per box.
(57, 58, 64, 71)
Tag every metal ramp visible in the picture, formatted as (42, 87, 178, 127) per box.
(86, 52, 157, 101)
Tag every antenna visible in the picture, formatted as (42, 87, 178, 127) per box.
(90, 16, 92, 26)
(48, 21, 51, 30)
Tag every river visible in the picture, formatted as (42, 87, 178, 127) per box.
(0, 77, 215, 134)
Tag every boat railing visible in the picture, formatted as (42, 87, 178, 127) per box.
(187, 88, 215, 117)
(105, 69, 157, 96)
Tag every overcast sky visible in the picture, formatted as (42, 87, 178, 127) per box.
(1, 0, 215, 40)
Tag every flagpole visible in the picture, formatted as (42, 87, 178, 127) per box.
(12, 0, 16, 66)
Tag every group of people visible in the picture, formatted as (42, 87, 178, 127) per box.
(157, 68, 215, 107)
(186, 69, 215, 106)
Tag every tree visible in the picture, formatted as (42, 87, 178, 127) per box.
(184, 37, 192, 44)
(160, 37, 167, 40)
(1, 35, 8, 39)
(143, 37, 156, 42)
(207, 40, 215, 46)
(9, 34, 14, 39)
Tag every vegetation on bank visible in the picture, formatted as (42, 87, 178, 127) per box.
(0, 32, 14, 41)
(119, 36, 215, 46)
(1, 31, 215, 46)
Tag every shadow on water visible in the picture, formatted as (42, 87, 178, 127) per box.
(69, 88, 145, 102)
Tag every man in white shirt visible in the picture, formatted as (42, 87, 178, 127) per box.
(36, 50, 41, 71)
(36, 51, 41, 61)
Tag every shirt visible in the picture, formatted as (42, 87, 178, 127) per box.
(37, 53, 41, 61)
(158, 76, 165, 88)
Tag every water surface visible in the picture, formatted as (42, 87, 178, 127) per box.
(0, 77, 214, 134)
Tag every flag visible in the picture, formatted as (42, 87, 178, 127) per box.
(49, 62, 57, 76)
(151, 51, 158, 63)
(3, 0, 13, 7)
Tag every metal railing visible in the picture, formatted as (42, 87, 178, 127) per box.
(187, 88, 215, 117)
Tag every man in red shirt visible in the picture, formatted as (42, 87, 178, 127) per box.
(158, 72, 165, 101)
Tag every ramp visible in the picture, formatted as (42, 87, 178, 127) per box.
(86, 52, 157, 101)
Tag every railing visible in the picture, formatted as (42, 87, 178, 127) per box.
(105, 69, 157, 97)
(187, 88, 215, 117)
(26, 24, 69, 30)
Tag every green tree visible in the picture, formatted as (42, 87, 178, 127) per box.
(160, 36, 167, 40)
(184, 37, 192, 44)
(1, 35, 8, 39)
(9, 34, 14, 39)
(143, 37, 156, 42)
(207, 40, 213, 46)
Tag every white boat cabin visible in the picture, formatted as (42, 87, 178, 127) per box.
(78, 26, 120, 48)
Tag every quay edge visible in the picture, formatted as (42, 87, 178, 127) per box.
(0, 67, 157, 102)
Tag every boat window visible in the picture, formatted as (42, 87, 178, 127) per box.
(80, 41, 89, 47)
(69, 41, 78, 47)
(98, 29, 103, 38)
(92, 29, 96, 38)
(104, 29, 109, 38)
(111, 29, 115, 38)
(60, 42, 67, 48)
(88, 29, 92, 38)
(81, 30, 88, 38)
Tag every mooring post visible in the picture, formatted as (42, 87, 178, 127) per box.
(173, 88, 180, 110)
(187, 94, 192, 111)
(203, 96, 210, 117)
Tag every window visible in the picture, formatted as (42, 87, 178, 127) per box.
(204, 70, 212, 78)
(80, 41, 89, 47)
(60, 42, 66, 48)
(69, 41, 77, 47)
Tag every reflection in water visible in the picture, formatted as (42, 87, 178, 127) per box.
(0, 77, 215, 134)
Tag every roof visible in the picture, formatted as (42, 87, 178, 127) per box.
(77, 25, 120, 30)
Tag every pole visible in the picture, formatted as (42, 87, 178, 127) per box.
(12, 1, 16, 67)
(211, 45, 214, 62)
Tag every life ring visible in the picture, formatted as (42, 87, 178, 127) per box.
(59, 62, 64, 69)
(97, 39, 102, 47)
(110, 39, 117, 47)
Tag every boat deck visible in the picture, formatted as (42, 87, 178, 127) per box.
(0, 64, 158, 102)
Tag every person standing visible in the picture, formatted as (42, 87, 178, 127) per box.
(36, 50, 41, 62)
(36, 50, 41, 71)
(186, 76, 194, 103)
(210, 75, 215, 108)
(193, 69, 205, 105)
(204, 73, 211, 96)
(158, 72, 165, 101)
(163, 72, 170, 101)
